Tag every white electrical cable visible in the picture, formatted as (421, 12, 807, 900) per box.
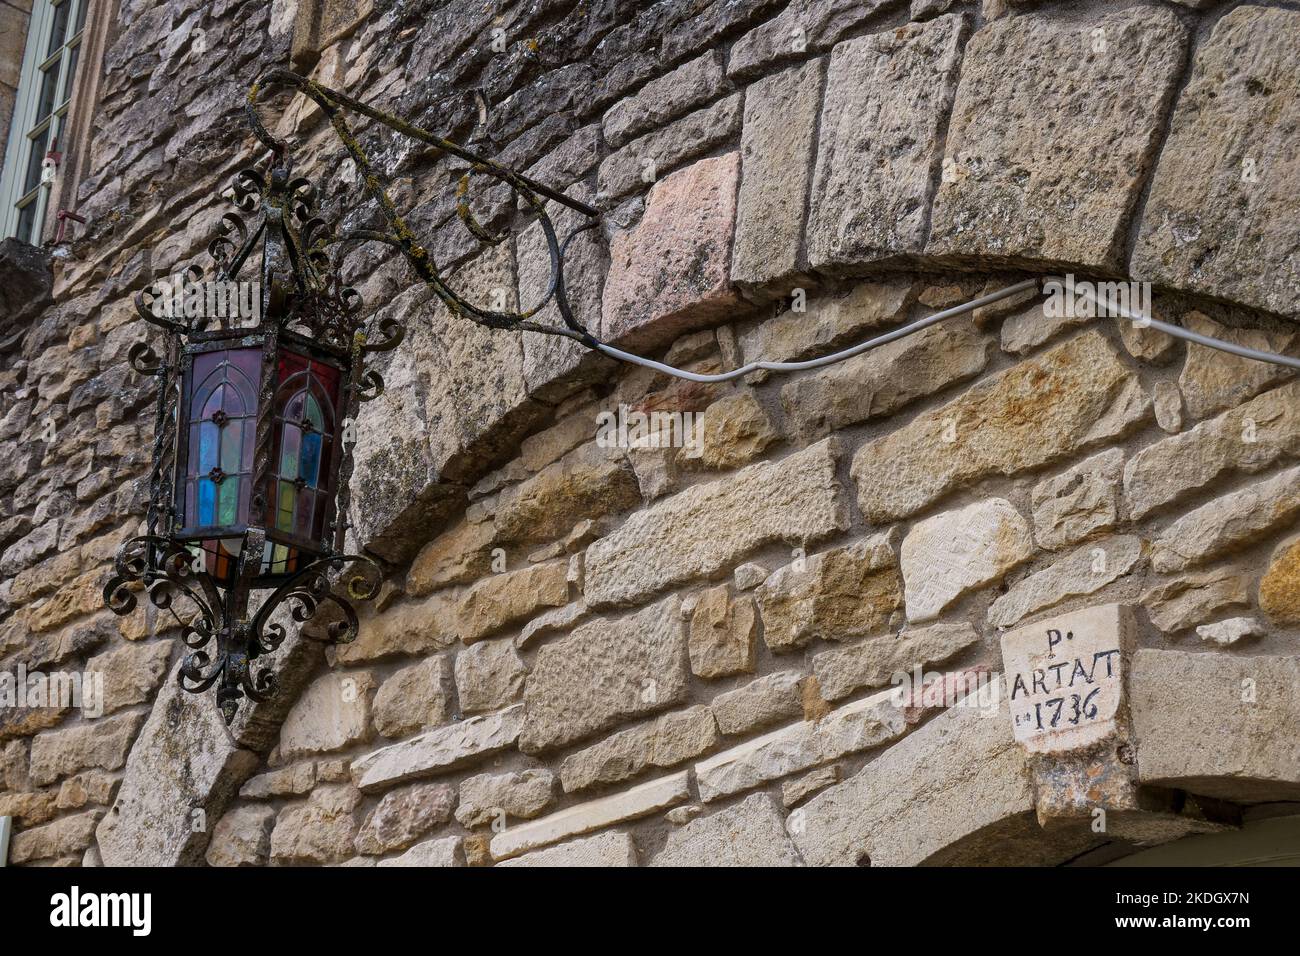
(593, 276, 1300, 382)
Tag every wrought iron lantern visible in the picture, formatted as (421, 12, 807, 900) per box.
(104, 70, 600, 723)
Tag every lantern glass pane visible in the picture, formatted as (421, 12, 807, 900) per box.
(263, 349, 343, 576)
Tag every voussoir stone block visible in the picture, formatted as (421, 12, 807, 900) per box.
(927, 8, 1188, 271)
(1132, 7, 1300, 317)
(602, 153, 744, 351)
(852, 331, 1149, 523)
(651, 792, 803, 867)
(731, 57, 825, 296)
(96, 666, 257, 866)
(806, 14, 967, 272)
(585, 437, 848, 607)
(1132, 649, 1300, 802)
(790, 679, 1030, 866)
(520, 596, 688, 753)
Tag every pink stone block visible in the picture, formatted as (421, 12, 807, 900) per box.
(600, 153, 745, 351)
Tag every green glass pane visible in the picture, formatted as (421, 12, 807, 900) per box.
(220, 421, 241, 474)
(218, 477, 238, 525)
(277, 482, 296, 532)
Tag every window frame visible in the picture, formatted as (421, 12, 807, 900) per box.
(0, 0, 88, 244)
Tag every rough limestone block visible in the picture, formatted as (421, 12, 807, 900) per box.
(602, 51, 726, 148)
(1177, 312, 1296, 421)
(852, 331, 1149, 523)
(205, 805, 276, 867)
(651, 793, 803, 867)
(352, 704, 525, 793)
(376, 835, 464, 867)
(490, 771, 691, 860)
(601, 153, 745, 351)
(1151, 466, 1300, 572)
(987, 535, 1144, 629)
(731, 57, 826, 297)
(496, 830, 637, 867)
(586, 437, 848, 607)
(790, 679, 1031, 866)
(812, 622, 979, 702)
(1132, 7, 1300, 317)
(694, 687, 909, 803)
(1031, 449, 1124, 551)
(1260, 535, 1300, 626)
(1123, 381, 1300, 521)
(96, 665, 258, 865)
(278, 670, 375, 760)
(1132, 650, 1300, 802)
(559, 705, 718, 792)
(901, 498, 1034, 623)
(520, 596, 688, 753)
(710, 670, 806, 736)
(806, 14, 967, 272)
(928, 8, 1188, 270)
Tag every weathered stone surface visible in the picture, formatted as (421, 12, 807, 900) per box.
(521, 596, 688, 753)
(597, 96, 742, 203)
(1132, 650, 1300, 802)
(781, 323, 988, 437)
(1119, 319, 1178, 364)
(406, 519, 497, 595)
(1124, 382, 1300, 521)
(1260, 535, 1300, 626)
(518, 601, 590, 648)
(1132, 7, 1300, 317)
(651, 792, 802, 867)
(807, 15, 967, 271)
(0, 790, 58, 827)
(1142, 567, 1253, 634)
(999, 299, 1092, 355)
(1031, 449, 1125, 551)
(688, 585, 757, 678)
(603, 51, 726, 148)
(587, 437, 847, 607)
(560, 705, 718, 793)
(376, 835, 464, 867)
(740, 280, 915, 370)
(791, 679, 1029, 866)
(456, 561, 570, 644)
(812, 622, 979, 702)
(8, 809, 102, 865)
(352, 704, 525, 793)
(928, 8, 1187, 270)
(757, 531, 902, 650)
(455, 637, 527, 713)
(728, 0, 891, 79)
(696, 391, 779, 471)
(1152, 467, 1300, 572)
(781, 764, 842, 808)
(1178, 313, 1296, 420)
(96, 666, 257, 866)
(731, 57, 824, 294)
(987, 535, 1144, 629)
(84, 640, 171, 716)
(602, 153, 744, 351)
(901, 498, 1033, 623)
(239, 762, 316, 800)
(354, 781, 456, 855)
(455, 769, 558, 828)
(710, 670, 806, 736)
(279, 671, 374, 761)
(493, 441, 641, 545)
(333, 593, 458, 664)
(29, 711, 144, 786)
(349, 245, 533, 561)
(491, 770, 691, 860)
(1197, 617, 1264, 647)
(853, 332, 1149, 522)
(372, 656, 454, 739)
(205, 805, 276, 867)
(269, 785, 363, 865)
(497, 830, 637, 867)
(1153, 381, 1184, 434)
(695, 688, 909, 803)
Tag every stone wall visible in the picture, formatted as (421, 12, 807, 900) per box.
(1, 0, 1298, 866)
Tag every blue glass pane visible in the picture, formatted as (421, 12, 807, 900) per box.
(300, 432, 322, 487)
(197, 479, 216, 525)
(198, 422, 218, 471)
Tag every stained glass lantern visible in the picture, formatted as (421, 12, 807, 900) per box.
(104, 162, 393, 724)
